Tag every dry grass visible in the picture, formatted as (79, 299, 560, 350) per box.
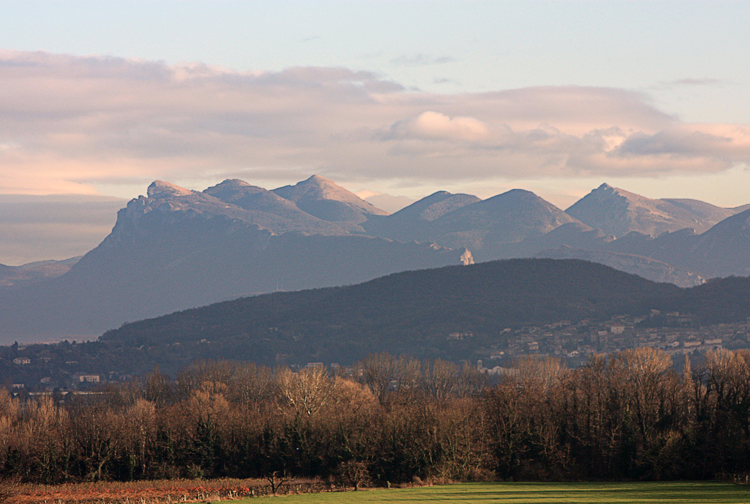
(8, 478, 328, 504)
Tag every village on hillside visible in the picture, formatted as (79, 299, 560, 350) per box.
(3, 309, 750, 394)
(476, 311, 750, 374)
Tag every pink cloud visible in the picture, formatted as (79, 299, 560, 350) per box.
(383, 111, 489, 141)
(0, 50, 749, 195)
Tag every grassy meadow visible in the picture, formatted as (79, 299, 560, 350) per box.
(238, 482, 750, 504)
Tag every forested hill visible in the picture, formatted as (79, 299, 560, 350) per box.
(101, 259, 691, 366)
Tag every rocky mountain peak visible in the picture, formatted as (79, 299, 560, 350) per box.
(585, 183, 639, 203)
(211, 179, 252, 189)
(273, 174, 388, 222)
(203, 179, 267, 200)
(306, 174, 331, 184)
(276, 174, 361, 202)
(567, 183, 738, 237)
(147, 181, 195, 199)
(391, 191, 481, 222)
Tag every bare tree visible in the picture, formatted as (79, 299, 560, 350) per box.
(229, 362, 274, 407)
(276, 366, 334, 417)
(142, 365, 174, 406)
(456, 362, 487, 398)
(122, 398, 156, 477)
(421, 359, 459, 404)
(337, 460, 371, 490)
(69, 403, 119, 481)
(615, 347, 674, 439)
(267, 470, 288, 494)
(361, 353, 421, 406)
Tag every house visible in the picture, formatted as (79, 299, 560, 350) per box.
(77, 374, 100, 383)
(13, 357, 30, 365)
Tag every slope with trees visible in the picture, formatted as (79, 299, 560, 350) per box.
(4, 349, 750, 484)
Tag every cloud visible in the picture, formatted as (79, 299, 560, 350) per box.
(658, 78, 726, 88)
(390, 54, 455, 66)
(615, 124, 750, 163)
(382, 111, 489, 141)
(0, 49, 749, 195)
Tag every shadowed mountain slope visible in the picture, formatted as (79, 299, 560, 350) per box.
(536, 246, 705, 287)
(363, 190, 481, 242)
(426, 189, 580, 260)
(672, 208, 750, 277)
(100, 258, 683, 367)
(5, 175, 750, 346)
(589, 208, 750, 278)
(0, 179, 467, 343)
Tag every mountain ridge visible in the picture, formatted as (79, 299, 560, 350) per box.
(0, 176, 473, 343)
(2, 174, 750, 344)
(273, 174, 388, 226)
(566, 183, 740, 237)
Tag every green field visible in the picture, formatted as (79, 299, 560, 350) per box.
(236, 482, 750, 503)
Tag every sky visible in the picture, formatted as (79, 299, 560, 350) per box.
(1, 0, 750, 264)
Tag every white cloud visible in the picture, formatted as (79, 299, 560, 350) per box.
(384, 111, 489, 142)
(0, 50, 749, 196)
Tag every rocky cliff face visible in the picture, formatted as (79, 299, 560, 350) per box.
(0, 177, 470, 343)
(273, 174, 388, 226)
(566, 183, 737, 237)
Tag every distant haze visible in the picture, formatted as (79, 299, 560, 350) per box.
(0, 195, 125, 265)
(356, 191, 415, 214)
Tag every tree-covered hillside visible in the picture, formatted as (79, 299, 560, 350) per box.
(5, 259, 750, 380)
(100, 259, 685, 367)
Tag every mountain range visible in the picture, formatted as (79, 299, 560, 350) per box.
(1, 175, 749, 343)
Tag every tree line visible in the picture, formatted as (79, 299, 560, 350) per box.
(2, 349, 750, 485)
